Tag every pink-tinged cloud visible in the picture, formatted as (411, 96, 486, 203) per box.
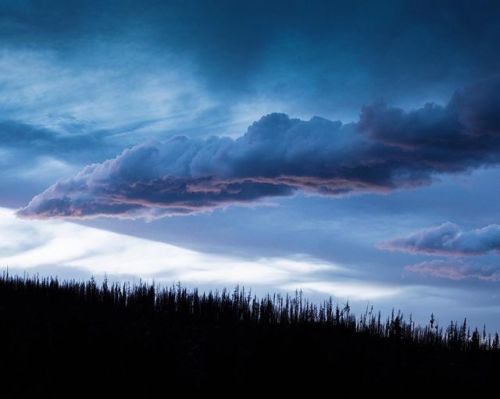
(18, 77, 500, 220)
(380, 223, 500, 256)
(405, 259, 500, 282)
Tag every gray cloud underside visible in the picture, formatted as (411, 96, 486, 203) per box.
(381, 222, 500, 256)
(18, 77, 500, 219)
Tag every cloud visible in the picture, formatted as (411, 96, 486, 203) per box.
(1, 206, 407, 301)
(0, 48, 215, 133)
(280, 281, 402, 301)
(0, 120, 122, 192)
(380, 223, 500, 256)
(4, 0, 500, 119)
(0, 120, 112, 158)
(0, 207, 354, 291)
(18, 77, 500, 219)
(405, 259, 500, 282)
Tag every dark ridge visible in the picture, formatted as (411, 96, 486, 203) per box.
(1, 273, 499, 395)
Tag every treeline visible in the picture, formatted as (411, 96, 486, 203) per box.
(2, 272, 495, 351)
(1, 273, 499, 395)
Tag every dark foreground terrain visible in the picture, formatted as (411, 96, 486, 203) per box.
(1, 273, 499, 395)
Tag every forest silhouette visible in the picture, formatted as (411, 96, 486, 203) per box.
(2, 273, 499, 395)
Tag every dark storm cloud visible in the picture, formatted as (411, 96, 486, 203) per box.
(2, 0, 500, 116)
(381, 222, 500, 256)
(17, 77, 500, 219)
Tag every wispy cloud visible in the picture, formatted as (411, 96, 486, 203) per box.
(0, 48, 215, 134)
(405, 259, 500, 282)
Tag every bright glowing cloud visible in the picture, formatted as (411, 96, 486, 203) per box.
(0, 207, 381, 296)
(281, 281, 403, 301)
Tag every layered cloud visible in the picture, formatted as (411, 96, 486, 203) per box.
(381, 223, 500, 256)
(405, 259, 500, 282)
(18, 77, 500, 219)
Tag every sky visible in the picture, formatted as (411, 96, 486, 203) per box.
(2, 0, 500, 329)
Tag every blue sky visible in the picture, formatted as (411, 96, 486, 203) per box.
(2, 0, 500, 329)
